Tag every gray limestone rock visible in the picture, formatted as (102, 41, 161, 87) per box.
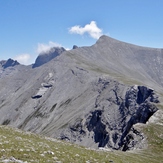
(1, 58, 20, 69)
(0, 35, 162, 151)
(61, 81, 158, 150)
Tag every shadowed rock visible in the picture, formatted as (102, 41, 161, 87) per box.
(68, 81, 158, 150)
(32, 47, 65, 68)
(1, 58, 20, 69)
(73, 45, 78, 49)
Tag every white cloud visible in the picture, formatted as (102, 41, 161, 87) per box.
(65, 48, 70, 51)
(69, 21, 103, 39)
(37, 41, 62, 54)
(14, 54, 31, 65)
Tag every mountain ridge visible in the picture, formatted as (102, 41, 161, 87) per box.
(0, 35, 162, 151)
(97, 35, 163, 49)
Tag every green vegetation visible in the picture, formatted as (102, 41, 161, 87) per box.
(0, 120, 163, 163)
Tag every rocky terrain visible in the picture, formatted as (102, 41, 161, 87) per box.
(0, 114, 162, 163)
(0, 35, 163, 152)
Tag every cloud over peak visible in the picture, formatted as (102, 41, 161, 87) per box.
(37, 41, 62, 54)
(14, 54, 31, 65)
(69, 21, 103, 39)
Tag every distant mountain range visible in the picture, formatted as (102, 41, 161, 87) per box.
(0, 35, 163, 151)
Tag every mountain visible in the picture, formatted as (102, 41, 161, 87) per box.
(0, 35, 162, 151)
(0, 123, 163, 163)
(32, 47, 66, 68)
(0, 58, 20, 69)
(0, 125, 124, 163)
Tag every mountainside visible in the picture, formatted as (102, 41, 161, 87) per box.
(0, 35, 163, 151)
(0, 120, 163, 163)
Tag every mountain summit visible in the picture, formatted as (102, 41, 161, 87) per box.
(32, 47, 66, 68)
(0, 58, 20, 69)
(0, 35, 162, 151)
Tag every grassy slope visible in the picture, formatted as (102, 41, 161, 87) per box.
(0, 51, 163, 162)
(0, 120, 163, 163)
(0, 61, 163, 162)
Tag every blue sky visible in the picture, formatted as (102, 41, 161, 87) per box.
(0, 0, 163, 65)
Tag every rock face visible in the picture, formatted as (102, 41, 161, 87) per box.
(73, 45, 78, 49)
(32, 47, 65, 68)
(0, 35, 162, 151)
(1, 58, 20, 69)
(60, 79, 158, 150)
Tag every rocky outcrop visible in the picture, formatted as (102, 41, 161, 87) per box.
(62, 79, 159, 151)
(1, 58, 20, 69)
(32, 47, 65, 68)
(73, 45, 78, 49)
(31, 82, 53, 99)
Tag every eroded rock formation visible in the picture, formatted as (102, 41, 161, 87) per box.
(60, 79, 159, 150)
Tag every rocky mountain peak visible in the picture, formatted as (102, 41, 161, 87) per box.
(1, 58, 20, 69)
(0, 35, 162, 152)
(32, 47, 66, 68)
(73, 45, 78, 49)
(96, 35, 119, 44)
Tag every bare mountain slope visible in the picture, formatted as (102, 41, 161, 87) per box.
(0, 35, 162, 150)
(67, 35, 163, 89)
